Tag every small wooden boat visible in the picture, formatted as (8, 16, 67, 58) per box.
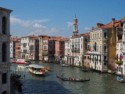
(56, 75, 90, 82)
(81, 68, 90, 72)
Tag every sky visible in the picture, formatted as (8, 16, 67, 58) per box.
(0, 0, 125, 37)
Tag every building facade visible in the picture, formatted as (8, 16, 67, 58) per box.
(20, 35, 39, 60)
(0, 7, 12, 94)
(64, 16, 84, 66)
(39, 35, 67, 63)
(55, 37, 67, 63)
(39, 35, 55, 62)
(10, 37, 21, 59)
(116, 21, 125, 75)
(89, 26, 108, 72)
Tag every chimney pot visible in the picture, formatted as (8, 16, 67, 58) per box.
(112, 18, 115, 21)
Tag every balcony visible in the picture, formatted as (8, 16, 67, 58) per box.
(116, 61, 123, 65)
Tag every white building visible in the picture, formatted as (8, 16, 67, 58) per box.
(20, 35, 38, 60)
(64, 39, 70, 64)
(20, 36, 30, 60)
(64, 16, 84, 66)
(0, 7, 12, 94)
(69, 35, 84, 66)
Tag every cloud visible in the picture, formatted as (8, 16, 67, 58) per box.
(83, 27, 91, 31)
(10, 16, 61, 36)
(67, 21, 73, 28)
(28, 27, 60, 36)
(10, 16, 48, 28)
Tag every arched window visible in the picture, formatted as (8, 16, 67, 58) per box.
(2, 43, 7, 62)
(2, 17, 7, 34)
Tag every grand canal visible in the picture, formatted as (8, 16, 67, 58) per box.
(11, 61, 125, 94)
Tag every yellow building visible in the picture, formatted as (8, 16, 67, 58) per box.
(88, 18, 125, 72)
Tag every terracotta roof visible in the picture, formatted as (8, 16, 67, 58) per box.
(39, 35, 68, 41)
(91, 18, 125, 31)
(10, 37, 21, 42)
(82, 32, 90, 37)
(21, 35, 38, 39)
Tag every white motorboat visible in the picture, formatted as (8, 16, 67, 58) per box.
(27, 64, 46, 75)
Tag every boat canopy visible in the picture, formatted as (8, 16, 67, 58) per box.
(28, 64, 44, 69)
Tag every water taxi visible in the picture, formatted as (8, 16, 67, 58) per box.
(27, 64, 46, 75)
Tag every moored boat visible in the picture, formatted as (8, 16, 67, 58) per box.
(11, 59, 27, 64)
(116, 76, 125, 83)
(27, 64, 47, 75)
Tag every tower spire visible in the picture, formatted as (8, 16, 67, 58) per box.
(73, 15, 78, 36)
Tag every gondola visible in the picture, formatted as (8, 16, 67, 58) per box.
(81, 68, 90, 72)
(56, 75, 90, 82)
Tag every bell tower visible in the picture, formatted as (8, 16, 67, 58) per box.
(73, 15, 78, 36)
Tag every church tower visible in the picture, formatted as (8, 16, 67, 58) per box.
(73, 15, 78, 36)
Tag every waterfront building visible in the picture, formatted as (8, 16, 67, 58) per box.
(20, 35, 39, 60)
(10, 37, 21, 59)
(0, 7, 12, 94)
(55, 37, 67, 63)
(39, 35, 67, 63)
(116, 21, 125, 75)
(82, 32, 90, 68)
(64, 38, 70, 64)
(65, 16, 84, 66)
(89, 23, 108, 72)
(39, 35, 55, 62)
(108, 18, 125, 73)
(88, 18, 125, 72)
(28, 36, 39, 60)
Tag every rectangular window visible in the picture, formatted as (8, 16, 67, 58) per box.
(23, 43, 27, 47)
(23, 50, 27, 53)
(2, 73, 7, 84)
(30, 45, 34, 50)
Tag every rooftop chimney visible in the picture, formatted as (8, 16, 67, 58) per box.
(112, 18, 115, 27)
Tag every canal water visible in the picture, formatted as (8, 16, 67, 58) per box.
(10, 61, 125, 94)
